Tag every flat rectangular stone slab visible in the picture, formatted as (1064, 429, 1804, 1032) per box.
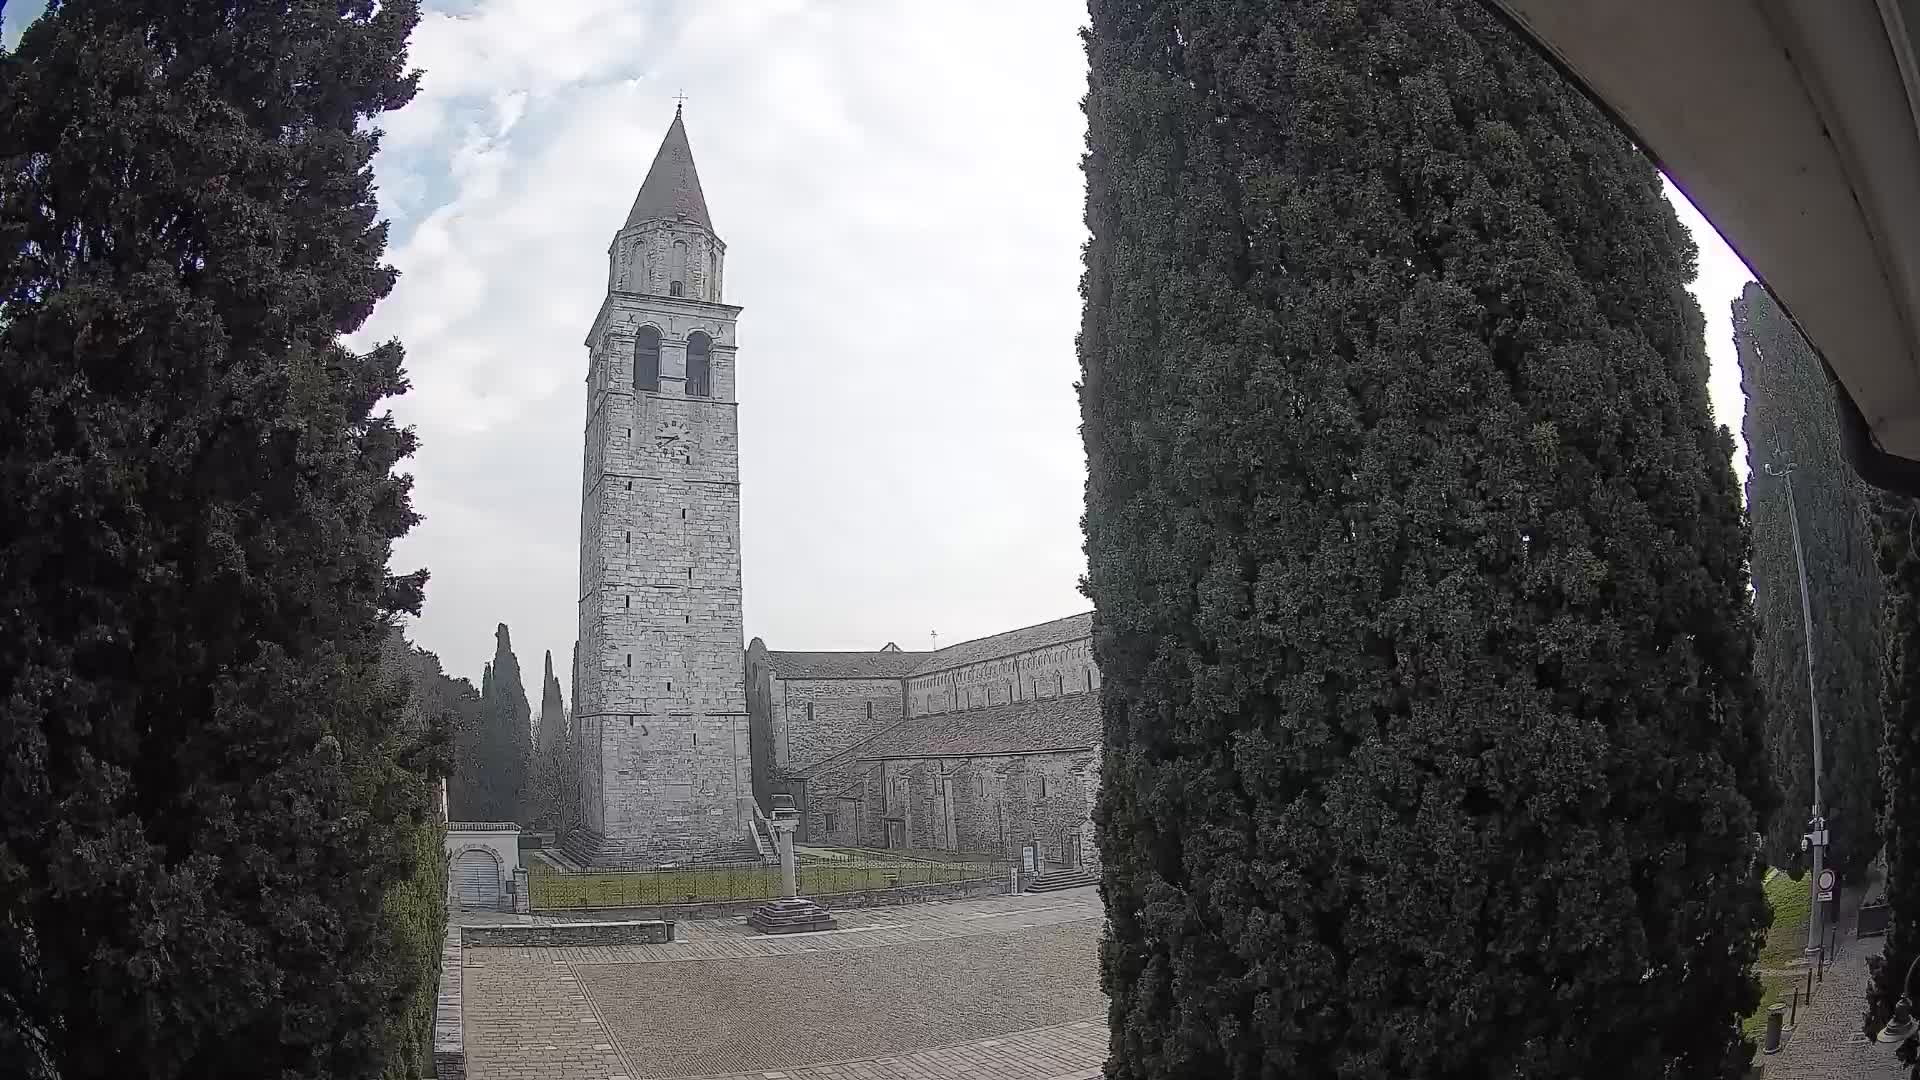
(463, 920, 676, 947)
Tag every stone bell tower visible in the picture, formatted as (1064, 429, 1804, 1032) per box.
(569, 107, 752, 865)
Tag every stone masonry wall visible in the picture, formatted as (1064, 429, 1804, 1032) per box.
(769, 675, 907, 774)
(863, 750, 1099, 869)
(905, 638, 1100, 718)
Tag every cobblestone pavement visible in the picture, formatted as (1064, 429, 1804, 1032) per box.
(463, 888, 1107, 1080)
(690, 1019, 1106, 1080)
(582, 923, 1103, 1078)
(1758, 888, 1902, 1080)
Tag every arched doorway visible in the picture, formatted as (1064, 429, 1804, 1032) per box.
(452, 847, 503, 910)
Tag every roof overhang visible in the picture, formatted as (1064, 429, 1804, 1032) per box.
(1482, 0, 1920, 495)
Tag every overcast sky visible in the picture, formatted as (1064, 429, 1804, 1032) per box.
(4, 1, 1755, 699)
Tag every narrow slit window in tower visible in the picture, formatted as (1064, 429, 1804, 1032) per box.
(670, 240, 687, 296)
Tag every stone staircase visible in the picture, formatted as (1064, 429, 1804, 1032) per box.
(1025, 867, 1098, 893)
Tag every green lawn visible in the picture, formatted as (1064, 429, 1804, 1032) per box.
(528, 854, 1000, 910)
(1759, 869, 1815, 968)
(1741, 869, 1816, 1039)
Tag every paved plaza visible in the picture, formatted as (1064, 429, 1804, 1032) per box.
(460, 888, 1108, 1080)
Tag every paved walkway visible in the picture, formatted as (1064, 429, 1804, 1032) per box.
(689, 1020, 1106, 1080)
(1758, 887, 1902, 1079)
(461, 888, 1108, 1080)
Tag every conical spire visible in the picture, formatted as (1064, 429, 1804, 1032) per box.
(624, 108, 713, 233)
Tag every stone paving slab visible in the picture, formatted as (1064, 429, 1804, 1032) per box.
(462, 950, 624, 1080)
(462, 888, 1108, 1080)
(687, 1019, 1106, 1080)
(578, 923, 1104, 1078)
(518, 895, 1101, 967)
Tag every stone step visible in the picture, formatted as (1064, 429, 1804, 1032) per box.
(1026, 868, 1098, 893)
(747, 896, 839, 935)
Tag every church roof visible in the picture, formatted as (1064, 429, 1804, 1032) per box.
(909, 612, 1093, 677)
(855, 691, 1100, 761)
(764, 650, 930, 681)
(624, 108, 713, 233)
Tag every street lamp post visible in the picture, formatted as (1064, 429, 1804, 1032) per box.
(1765, 459, 1830, 961)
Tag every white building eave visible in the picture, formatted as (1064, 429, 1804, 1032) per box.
(1486, 0, 1920, 492)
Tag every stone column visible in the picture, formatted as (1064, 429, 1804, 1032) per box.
(777, 818, 798, 898)
(748, 798, 837, 934)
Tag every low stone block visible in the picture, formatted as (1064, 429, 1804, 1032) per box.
(747, 896, 838, 935)
(432, 931, 465, 1080)
(461, 919, 677, 947)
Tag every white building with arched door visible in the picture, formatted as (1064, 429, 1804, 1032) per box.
(446, 822, 521, 911)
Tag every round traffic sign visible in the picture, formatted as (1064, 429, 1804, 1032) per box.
(1818, 868, 1836, 892)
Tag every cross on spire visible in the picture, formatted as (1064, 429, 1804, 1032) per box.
(673, 89, 688, 115)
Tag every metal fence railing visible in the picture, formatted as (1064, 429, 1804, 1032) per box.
(528, 847, 1011, 911)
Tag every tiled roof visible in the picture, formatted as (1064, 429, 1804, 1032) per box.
(910, 612, 1093, 677)
(855, 692, 1100, 760)
(624, 110, 713, 232)
(765, 650, 930, 680)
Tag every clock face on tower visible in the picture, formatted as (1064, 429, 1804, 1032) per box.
(655, 417, 692, 462)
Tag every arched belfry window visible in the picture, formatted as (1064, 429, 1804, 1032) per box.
(635, 325, 661, 393)
(670, 240, 688, 297)
(686, 331, 711, 398)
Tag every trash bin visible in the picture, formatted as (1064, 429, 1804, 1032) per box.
(1764, 1002, 1787, 1054)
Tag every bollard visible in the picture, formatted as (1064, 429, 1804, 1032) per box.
(1817, 945, 1825, 983)
(1790, 986, 1799, 1027)
(1764, 1003, 1787, 1054)
(1806, 966, 1815, 1004)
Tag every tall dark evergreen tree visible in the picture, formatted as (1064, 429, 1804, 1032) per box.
(529, 649, 569, 830)
(1737, 282, 1884, 878)
(0, 2, 429, 1078)
(470, 624, 530, 823)
(1079, 2, 1770, 1076)
(1869, 494, 1920, 1044)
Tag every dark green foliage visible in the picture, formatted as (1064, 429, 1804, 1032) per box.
(0, 1, 429, 1078)
(1079, 2, 1770, 1076)
(1737, 282, 1883, 878)
(374, 630, 453, 1080)
(528, 649, 571, 831)
(1869, 495, 1920, 1038)
(454, 624, 530, 823)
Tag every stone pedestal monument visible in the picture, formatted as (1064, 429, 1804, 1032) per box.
(747, 799, 837, 934)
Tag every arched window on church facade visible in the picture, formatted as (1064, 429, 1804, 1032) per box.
(670, 240, 688, 297)
(635, 325, 661, 393)
(686, 331, 711, 397)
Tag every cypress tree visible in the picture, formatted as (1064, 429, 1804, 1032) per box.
(1736, 282, 1883, 879)
(1869, 494, 1920, 1041)
(1079, 2, 1770, 1076)
(0, 2, 429, 1077)
(529, 649, 569, 830)
(482, 624, 531, 823)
